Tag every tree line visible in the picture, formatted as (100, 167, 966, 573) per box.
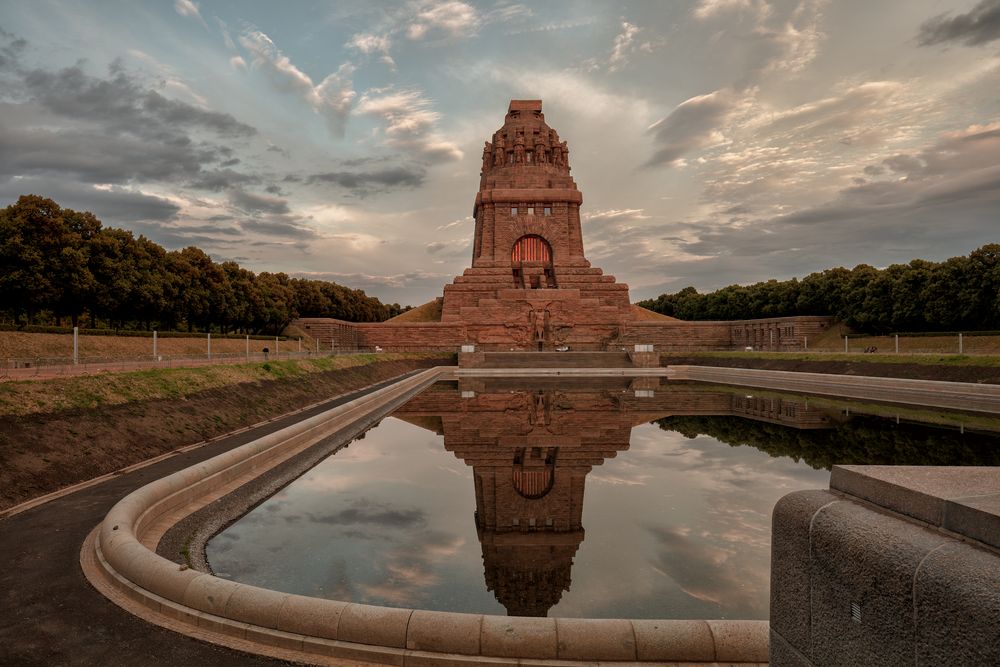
(638, 244, 1000, 333)
(0, 195, 409, 333)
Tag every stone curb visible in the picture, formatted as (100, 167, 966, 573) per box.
(84, 365, 769, 664)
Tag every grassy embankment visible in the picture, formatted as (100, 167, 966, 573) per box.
(0, 352, 451, 510)
(0, 352, 438, 417)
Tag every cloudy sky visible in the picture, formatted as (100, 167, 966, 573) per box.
(1, 0, 999, 305)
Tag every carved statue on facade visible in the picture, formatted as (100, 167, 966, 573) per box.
(551, 142, 563, 166)
(528, 391, 551, 427)
(494, 135, 505, 166)
(513, 134, 526, 164)
(529, 308, 549, 343)
(482, 141, 492, 172)
(534, 137, 547, 163)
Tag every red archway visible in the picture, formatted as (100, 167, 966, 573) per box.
(511, 235, 552, 264)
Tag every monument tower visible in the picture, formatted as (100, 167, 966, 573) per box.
(296, 101, 833, 353)
(441, 100, 633, 350)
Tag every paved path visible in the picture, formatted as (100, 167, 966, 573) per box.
(0, 374, 417, 666)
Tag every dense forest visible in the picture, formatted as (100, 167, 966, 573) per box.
(638, 244, 1000, 333)
(657, 414, 1000, 469)
(0, 195, 408, 333)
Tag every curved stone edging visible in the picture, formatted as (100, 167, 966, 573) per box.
(83, 365, 770, 664)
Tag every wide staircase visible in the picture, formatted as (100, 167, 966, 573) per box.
(472, 351, 633, 368)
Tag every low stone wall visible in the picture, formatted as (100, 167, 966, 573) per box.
(770, 466, 1000, 666)
(291, 314, 834, 354)
(666, 365, 1000, 413)
(83, 366, 769, 665)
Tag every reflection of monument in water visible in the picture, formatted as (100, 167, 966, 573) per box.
(395, 379, 834, 616)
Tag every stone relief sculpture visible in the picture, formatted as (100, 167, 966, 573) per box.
(529, 308, 550, 344)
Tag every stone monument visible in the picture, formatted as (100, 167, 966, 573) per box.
(440, 100, 633, 350)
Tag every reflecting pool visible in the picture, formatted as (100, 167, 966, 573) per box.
(207, 378, 1000, 620)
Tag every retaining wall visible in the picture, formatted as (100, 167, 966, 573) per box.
(666, 365, 1000, 413)
(770, 466, 1000, 666)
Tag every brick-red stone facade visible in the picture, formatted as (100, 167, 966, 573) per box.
(293, 100, 834, 352)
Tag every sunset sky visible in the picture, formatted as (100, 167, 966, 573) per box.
(1, 0, 998, 305)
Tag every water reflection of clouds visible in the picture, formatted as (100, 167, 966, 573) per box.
(559, 421, 827, 619)
(304, 498, 427, 529)
(360, 530, 466, 607)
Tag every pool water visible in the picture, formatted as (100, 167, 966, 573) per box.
(207, 378, 1000, 619)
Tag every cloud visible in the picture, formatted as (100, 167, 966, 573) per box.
(229, 55, 247, 71)
(695, 80, 915, 214)
(239, 29, 356, 136)
(645, 89, 740, 167)
(583, 208, 652, 223)
(347, 1, 530, 67)
(174, 0, 207, 27)
(625, 120, 1000, 297)
(693, 0, 825, 79)
(238, 217, 317, 240)
(693, 0, 756, 20)
(345, 32, 396, 70)
(305, 165, 425, 194)
(407, 1, 479, 40)
(17, 63, 255, 139)
(355, 88, 462, 162)
(0, 123, 226, 184)
(0, 178, 180, 223)
(187, 168, 260, 192)
(228, 188, 290, 215)
(917, 0, 1000, 47)
(608, 21, 641, 72)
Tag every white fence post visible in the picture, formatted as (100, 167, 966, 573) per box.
(895, 334, 899, 354)
(959, 333, 963, 354)
(153, 330, 158, 359)
(207, 332, 212, 360)
(844, 336, 849, 353)
(73, 326, 79, 365)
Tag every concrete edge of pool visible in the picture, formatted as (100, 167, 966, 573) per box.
(80, 365, 1000, 665)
